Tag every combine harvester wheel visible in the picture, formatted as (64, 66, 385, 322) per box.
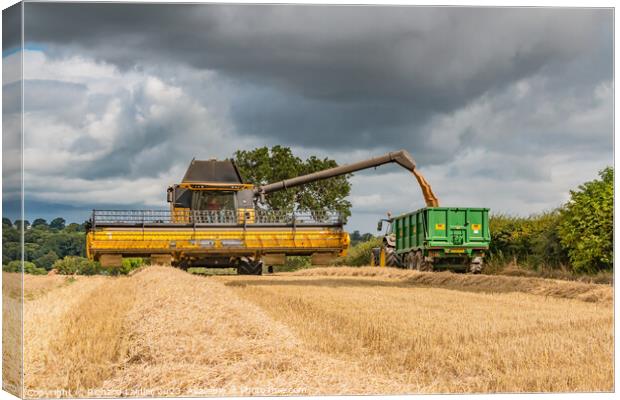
(238, 258, 263, 275)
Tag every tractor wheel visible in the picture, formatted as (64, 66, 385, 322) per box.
(238, 258, 263, 275)
(404, 251, 416, 270)
(384, 246, 401, 267)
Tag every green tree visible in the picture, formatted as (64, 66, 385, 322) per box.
(45, 232, 85, 258)
(24, 226, 49, 245)
(50, 217, 66, 230)
(360, 232, 374, 242)
(2, 218, 12, 227)
(297, 155, 352, 220)
(234, 146, 352, 220)
(2, 243, 20, 265)
(31, 218, 48, 228)
(350, 231, 375, 246)
(235, 146, 302, 212)
(3, 223, 19, 244)
(14, 220, 30, 230)
(35, 251, 59, 271)
(65, 223, 83, 233)
(24, 243, 42, 262)
(558, 167, 613, 273)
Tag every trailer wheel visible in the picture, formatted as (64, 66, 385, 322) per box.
(414, 251, 433, 272)
(469, 257, 483, 274)
(414, 251, 424, 271)
(404, 251, 416, 269)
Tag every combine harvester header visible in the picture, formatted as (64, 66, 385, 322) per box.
(86, 150, 440, 274)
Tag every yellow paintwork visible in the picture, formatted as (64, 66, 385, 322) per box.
(237, 208, 255, 223)
(171, 207, 191, 223)
(87, 227, 349, 261)
(90, 182, 350, 264)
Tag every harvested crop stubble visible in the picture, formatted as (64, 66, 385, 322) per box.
(3, 273, 23, 396)
(22, 273, 72, 300)
(101, 267, 398, 396)
(19, 266, 613, 396)
(223, 273, 613, 393)
(292, 267, 613, 303)
(24, 275, 133, 397)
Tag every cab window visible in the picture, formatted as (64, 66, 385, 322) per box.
(191, 191, 235, 211)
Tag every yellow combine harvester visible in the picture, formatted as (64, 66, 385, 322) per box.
(86, 149, 438, 274)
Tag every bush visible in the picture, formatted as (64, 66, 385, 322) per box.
(3, 261, 20, 273)
(338, 237, 382, 266)
(275, 256, 311, 272)
(25, 261, 48, 275)
(118, 258, 145, 275)
(53, 256, 101, 275)
(489, 211, 568, 269)
(559, 167, 613, 273)
(3, 260, 47, 275)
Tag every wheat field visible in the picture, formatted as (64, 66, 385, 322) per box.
(6, 266, 613, 397)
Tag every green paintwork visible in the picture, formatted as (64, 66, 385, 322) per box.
(392, 207, 490, 259)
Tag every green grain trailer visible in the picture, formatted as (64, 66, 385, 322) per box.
(373, 207, 490, 272)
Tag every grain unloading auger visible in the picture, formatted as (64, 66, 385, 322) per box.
(86, 149, 438, 274)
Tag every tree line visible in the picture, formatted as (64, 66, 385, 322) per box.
(2, 217, 144, 275)
(2, 218, 87, 273)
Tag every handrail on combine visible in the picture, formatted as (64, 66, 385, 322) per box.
(90, 209, 344, 228)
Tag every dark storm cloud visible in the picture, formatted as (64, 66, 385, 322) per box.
(26, 4, 611, 101)
(23, 4, 612, 155)
(2, 2, 21, 52)
(230, 84, 434, 151)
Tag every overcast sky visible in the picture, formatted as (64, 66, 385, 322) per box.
(2, 3, 614, 232)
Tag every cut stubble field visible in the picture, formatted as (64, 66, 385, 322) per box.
(6, 265, 614, 397)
